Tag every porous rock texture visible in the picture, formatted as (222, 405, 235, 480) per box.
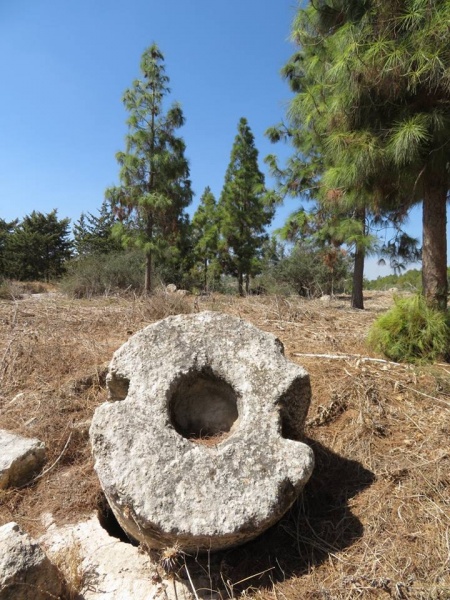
(40, 514, 201, 600)
(0, 429, 45, 489)
(0, 522, 63, 600)
(90, 311, 314, 552)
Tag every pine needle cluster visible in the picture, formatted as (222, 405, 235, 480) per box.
(367, 295, 450, 363)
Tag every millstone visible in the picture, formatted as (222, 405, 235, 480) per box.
(90, 311, 314, 552)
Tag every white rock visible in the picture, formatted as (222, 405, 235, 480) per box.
(40, 514, 197, 599)
(166, 284, 177, 293)
(0, 429, 45, 489)
(0, 522, 63, 600)
(90, 312, 314, 552)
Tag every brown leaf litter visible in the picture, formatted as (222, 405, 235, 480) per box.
(0, 290, 448, 599)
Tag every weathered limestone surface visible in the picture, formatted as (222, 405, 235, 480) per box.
(0, 522, 63, 600)
(90, 311, 314, 552)
(0, 430, 45, 489)
(40, 514, 200, 600)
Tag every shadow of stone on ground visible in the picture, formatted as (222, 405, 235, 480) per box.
(181, 438, 375, 596)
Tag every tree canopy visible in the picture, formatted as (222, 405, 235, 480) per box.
(73, 200, 122, 256)
(0, 218, 18, 279)
(3, 210, 72, 281)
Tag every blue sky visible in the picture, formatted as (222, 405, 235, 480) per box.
(0, 0, 429, 278)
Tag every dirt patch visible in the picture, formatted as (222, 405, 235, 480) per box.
(0, 290, 449, 599)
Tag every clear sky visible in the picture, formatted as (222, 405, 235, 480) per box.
(0, 0, 432, 279)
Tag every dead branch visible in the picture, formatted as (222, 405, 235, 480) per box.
(291, 352, 407, 367)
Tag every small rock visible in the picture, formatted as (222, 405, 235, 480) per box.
(40, 514, 197, 600)
(0, 430, 45, 489)
(176, 289, 190, 296)
(0, 522, 63, 600)
(40, 513, 56, 531)
(166, 284, 177, 293)
(319, 294, 331, 304)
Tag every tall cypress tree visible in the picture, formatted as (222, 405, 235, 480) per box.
(106, 43, 192, 293)
(191, 187, 220, 291)
(219, 118, 275, 295)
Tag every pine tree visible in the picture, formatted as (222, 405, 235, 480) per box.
(73, 200, 122, 256)
(191, 187, 220, 291)
(219, 118, 275, 295)
(267, 8, 390, 309)
(284, 0, 450, 310)
(106, 43, 192, 293)
(72, 213, 89, 256)
(5, 210, 72, 281)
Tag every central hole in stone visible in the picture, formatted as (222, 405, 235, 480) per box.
(169, 368, 239, 441)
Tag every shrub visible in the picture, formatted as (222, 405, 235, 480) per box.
(0, 279, 47, 299)
(140, 291, 194, 320)
(259, 243, 351, 297)
(367, 294, 450, 363)
(0, 279, 14, 300)
(60, 251, 145, 298)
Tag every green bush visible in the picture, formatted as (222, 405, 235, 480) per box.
(60, 251, 145, 298)
(259, 243, 351, 297)
(367, 294, 450, 363)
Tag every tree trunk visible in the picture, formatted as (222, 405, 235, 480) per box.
(204, 258, 208, 292)
(422, 178, 448, 311)
(238, 270, 244, 296)
(45, 244, 50, 283)
(144, 251, 152, 295)
(144, 213, 154, 295)
(245, 273, 250, 295)
(351, 208, 366, 310)
(352, 246, 365, 309)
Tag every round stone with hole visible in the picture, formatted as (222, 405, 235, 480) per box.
(90, 311, 314, 552)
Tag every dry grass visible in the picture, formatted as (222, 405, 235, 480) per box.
(0, 279, 54, 300)
(0, 289, 449, 599)
(53, 537, 86, 599)
(189, 431, 232, 447)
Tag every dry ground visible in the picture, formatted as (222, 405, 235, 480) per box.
(0, 289, 449, 599)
